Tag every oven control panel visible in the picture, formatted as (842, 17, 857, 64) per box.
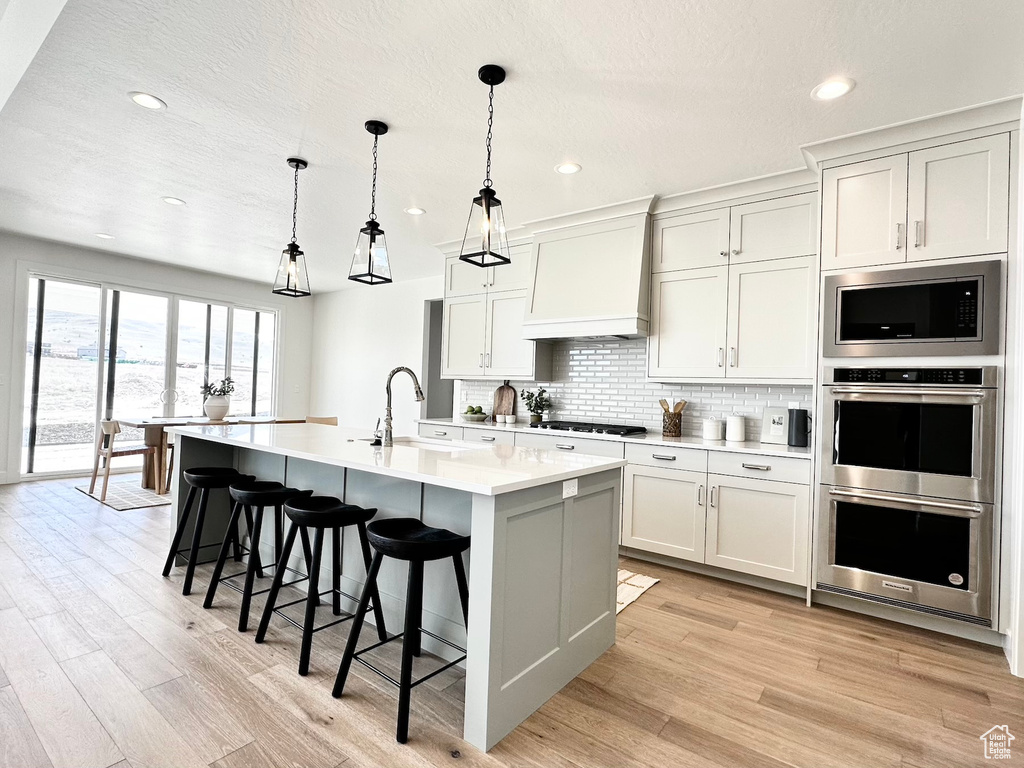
(832, 368, 983, 385)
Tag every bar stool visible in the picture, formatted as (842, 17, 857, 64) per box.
(203, 480, 316, 632)
(255, 495, 388, 676)
(162, 467, 252, 595)
(332, 517, 470, 744)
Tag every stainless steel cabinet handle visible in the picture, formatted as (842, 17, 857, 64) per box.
(827, 487, 982, 517)
(480, 436, 496, 442)
(831, 387, 986, 399)
(710, 486, 717, 508)
(914, 220, 922, 248)
(731, 249, 740, 256)
(742, 462, 771, 471)
(652, 454, 676, 461)
(729, 347, 737, 367)
(717, 347, 724, 367)
(895, 222, 903, 250)
(479, 353, 484, 368)
(555, 443, 575, 450)
(697, 484, 705, 506)
(485, 352, 491, 367)
(434, 431, 447, 436)
(720, 250, 728, 258)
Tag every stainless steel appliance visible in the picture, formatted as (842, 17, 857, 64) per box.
(529, 420, 647, 437)
(818, 366, 999, 625)
(822, 366, 998, 503)
(823, 260, 1001, 357)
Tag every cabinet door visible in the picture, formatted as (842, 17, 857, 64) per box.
(445, 256, 490, 297)
(622, 465, 707, 562)
(441, 295, 486, 378)
(652, 208, 731, 272)
(487, 243, 533, 293)
(705, 474, 809, 585)
(821, 155, 908, 269)
(726, 256, 815, 380)
(648, 267, 728, 380)
(484, 291, 534, 378)
(728, 193, 817, 265)
(906, 134, 1010, 262)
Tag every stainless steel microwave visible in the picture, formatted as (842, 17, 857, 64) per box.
(823, 260, 1002, 357)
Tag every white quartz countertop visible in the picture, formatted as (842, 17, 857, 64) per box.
(419, 418, 813, 459)
(169, 423, 626, 496)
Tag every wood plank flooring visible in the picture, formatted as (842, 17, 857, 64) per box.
(0, 475, 1022, 767)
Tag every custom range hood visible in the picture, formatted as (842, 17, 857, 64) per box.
(521, 197, 654, 340)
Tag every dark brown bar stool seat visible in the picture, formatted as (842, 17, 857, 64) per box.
(255, 495, 388, 677)
(162, 467, 252, 595)
(332, 517, 470, 744)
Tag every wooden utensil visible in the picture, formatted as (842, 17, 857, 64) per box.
(493, 380, 517, 416)
(673, 400, 686, 413)
(659, 399, 670, 413)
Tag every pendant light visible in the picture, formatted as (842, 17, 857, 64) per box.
(348, 120, 393, 285)
(459, 65, 511, 268)
(272, 157, 312, 297)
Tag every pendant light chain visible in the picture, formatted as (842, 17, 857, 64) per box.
(369, 133, 379, 220)
(483, 84, 494, 188)
(290, 164, 299, 244)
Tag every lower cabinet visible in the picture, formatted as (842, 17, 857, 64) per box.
(704, 473, 810, 586)
(622, 465, 706, 562)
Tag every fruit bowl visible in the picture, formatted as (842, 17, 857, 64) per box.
(461, 413, 488, 422)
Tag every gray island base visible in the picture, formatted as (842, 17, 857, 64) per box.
(168, 424, 624, 751)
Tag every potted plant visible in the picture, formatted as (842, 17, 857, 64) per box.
(521, 387, 552, 424)
(200, 377, 235, 420)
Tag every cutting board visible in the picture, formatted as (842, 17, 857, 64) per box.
(493, 380, 517, 416)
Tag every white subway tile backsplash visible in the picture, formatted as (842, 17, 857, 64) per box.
(455, 338, 812, 441)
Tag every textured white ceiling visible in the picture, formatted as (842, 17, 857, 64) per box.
(0, 0, 1022, 291)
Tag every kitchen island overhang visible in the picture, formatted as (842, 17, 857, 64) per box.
(167, 423, 624, 750)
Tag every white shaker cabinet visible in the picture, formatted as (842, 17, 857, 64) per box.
(906, 134, 1009, 262)
(651, 208, 731, 272)
(704, 474, 810, 586)
(483, 292, 535, 377)
(622, 464, 707, 562)
(725, 256, 816, 380)
(648, 267, 728, 379)
(441, 294, 488, 377)
(820, 155, 908, 270)
(728, 194, 817, 265)
(444, 245, 532, 297)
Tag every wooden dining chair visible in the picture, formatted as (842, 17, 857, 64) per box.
(89, 420, 157, 502)
(306, 416, 339, 426)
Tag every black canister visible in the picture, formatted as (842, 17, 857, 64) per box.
(787, 409, 810, 447)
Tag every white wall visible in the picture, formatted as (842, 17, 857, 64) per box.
(309, 275, 443, 438)
(0, 231, 314, 484)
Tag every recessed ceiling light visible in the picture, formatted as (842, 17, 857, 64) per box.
(555, 162, 582, 175)
(810, 77, 855, 101)
(161, 196, 186, 206)
(94, 233, 115, 239)
(404, 206, 426, 215)
(129, 91, 167, 110)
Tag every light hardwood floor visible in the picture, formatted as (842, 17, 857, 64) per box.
(1, 476, 1022, 768)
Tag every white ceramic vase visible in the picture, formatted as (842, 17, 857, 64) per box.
(204, 395, 230, 420)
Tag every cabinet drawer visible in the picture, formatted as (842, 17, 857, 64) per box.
(708, 451, 810, 484)
(462, 427, 515, 446)
(624, 443, 707, 472)
(417, 424, 464, 441)
(513, 431, 625, 458)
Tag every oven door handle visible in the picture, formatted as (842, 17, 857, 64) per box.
(830, 387, 987, 399)
(827, 487, 983, 517)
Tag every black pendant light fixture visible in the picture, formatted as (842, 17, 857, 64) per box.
(272, 157, 312, 297)
(348, 120, 393, 285)
(459, 65, 512, 268)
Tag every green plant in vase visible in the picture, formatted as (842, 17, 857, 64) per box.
(200, 377, 235, 421)
(521, 387, 552, 424)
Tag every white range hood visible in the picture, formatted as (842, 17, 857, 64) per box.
(520, 196, 655, 340)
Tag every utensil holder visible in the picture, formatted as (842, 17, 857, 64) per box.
(662, 411, 681, 437)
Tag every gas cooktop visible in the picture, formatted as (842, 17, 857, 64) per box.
(529, 420, 647, 437)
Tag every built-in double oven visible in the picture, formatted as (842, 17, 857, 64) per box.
(817, 366, 999, 625)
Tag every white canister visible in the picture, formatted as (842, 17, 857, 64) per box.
(495, 414, 506, 423)
(726, 415, 745, 442)
(505, 413, 517, 424)
(702, 417, 725, 441)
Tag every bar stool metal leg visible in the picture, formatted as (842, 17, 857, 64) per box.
(397, 560, 424, 743)
(331, 551, 383, 697)
(182, 488, 210, 595)
(162, 485, 197, 577)
(255, 523, 299, 643)
(298, 528, 325, 676)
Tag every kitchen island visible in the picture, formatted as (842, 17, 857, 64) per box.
(168, 423, 625, 751)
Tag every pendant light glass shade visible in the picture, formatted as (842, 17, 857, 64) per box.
(460, 64, 512, 269)
(349, 219, 392, 284)
(272, 157, 312, 297)
(349, 120, 393, 285)
(273, 242, 311, 297)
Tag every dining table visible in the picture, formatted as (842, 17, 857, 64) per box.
(116, 416, 307, 494)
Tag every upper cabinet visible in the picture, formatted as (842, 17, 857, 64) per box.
(652, 208, 731, 272)
(445, 244, 532, 297)
(821, 134, 1010, 270)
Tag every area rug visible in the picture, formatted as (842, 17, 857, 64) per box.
(75, 479, 170, 510)
(617, 569, 659, 613)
